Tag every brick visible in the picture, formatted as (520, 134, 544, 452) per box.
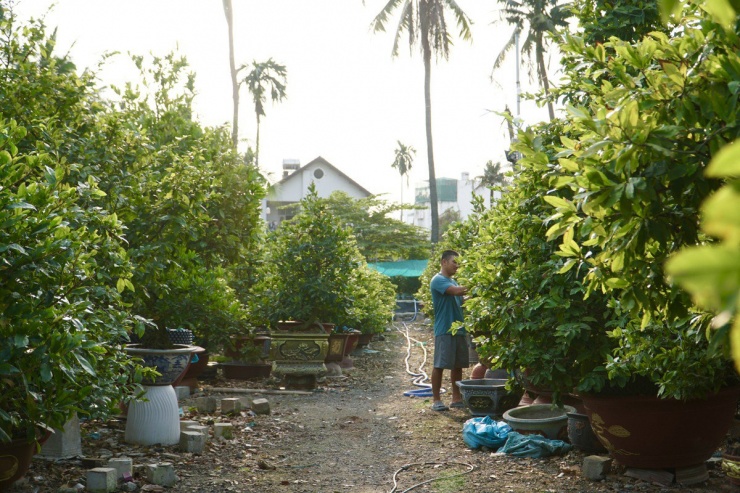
(582, 455, 612, 481)
(107, 457, 133, 479)
(179, 431, 206, 454)
(221, 397, 242, 414)
(251, 398, 271, 415)
(214, 423, 234, 440)
(86, 467, 117, 493)
(185, 424, 210, 442)
(145, 462, 178, 486)
(196, 396, 217, 413)
(174, 386, 190, 400)
(179, 420, 198, 431)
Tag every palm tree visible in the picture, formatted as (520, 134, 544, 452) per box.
(370, 0, 472, 243)
(240, 59, 287, 167)
(222, 0, 240, 148)
(391, 140, 416, 219)
(491, 0, 571, 121)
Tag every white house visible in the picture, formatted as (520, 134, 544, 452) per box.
(263, 156, 372, 227)
(404, 172, 492, 229)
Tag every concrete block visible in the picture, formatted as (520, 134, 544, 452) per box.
(86, 467, 117, 493)
(196, 396, 217, 413)
(179, 420, 198, 431)
(583, 455, 612, 481)
(145, 462, 178, 486)
(107, 457, 133, 479)
(221, 397, 242, 414)
(214, 423, 234, 440)
(237, 396, 252, 409)
(186, 424, 210, 442)
(174, 386, 190, 400)
(179, 430, 206, 454)
(40, 413, 82, 458)
(251, 398, 271, 415)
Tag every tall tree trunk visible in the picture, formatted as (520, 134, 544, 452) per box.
(421, 2, 439, 243)
(223, 0, 240, 148)
(255, 114, 261, 167)
(536, 38, 554, 121)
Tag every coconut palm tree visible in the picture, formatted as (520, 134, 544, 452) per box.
(222, 0, 239, 148)
(391, 140, 416, 219)
(370, 0, 472, 243)
(492, 0, 572, 121)
(240, 59, 287, 168)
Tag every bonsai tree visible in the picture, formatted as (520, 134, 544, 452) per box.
(341, 263, 397, 335)
(256, 184, 361, 329)
(516, 0, 739, 400)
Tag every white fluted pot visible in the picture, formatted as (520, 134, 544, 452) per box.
(125, 385, 180, 445)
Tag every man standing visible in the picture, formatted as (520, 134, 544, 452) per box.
(429, 250, 469, 411)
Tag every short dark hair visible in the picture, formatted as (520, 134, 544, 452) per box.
(441, 250, 459, 262)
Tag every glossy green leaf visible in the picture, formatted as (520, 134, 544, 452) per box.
(706, 140, 740, 178)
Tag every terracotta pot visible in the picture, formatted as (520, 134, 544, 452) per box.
(343, 331, 361, 357)
(0, 429, 52, 490)
(470, 363, 487, 379)
(326, 333, 350, 362)
(356, 333, 374, 348)
(567, 412, 607, 453)
(220, 361, 272, 380)
(581, 386, 740, 468)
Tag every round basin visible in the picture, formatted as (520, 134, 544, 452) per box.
(503, 404, 576, 441)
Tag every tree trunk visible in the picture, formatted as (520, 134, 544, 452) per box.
(255, 114, 261, 167)
(223, 0, 240, 148)
(421, 3, 439, 243)
(536, 38, 554, 121)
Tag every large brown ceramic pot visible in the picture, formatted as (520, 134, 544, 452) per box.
(0, 429, 52, 491)
(582, 386, 740, 468)
(326, 333, 350, 363)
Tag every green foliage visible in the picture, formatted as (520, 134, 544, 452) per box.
(458, 127, 619, 401)
(256, 185, 362, 327)
(0, 119, 140, 442)
(522, 1, 740, 399)
(318, 191, 430, 261)
(341, 264, 397, 335)
(572, 0, 665, 44)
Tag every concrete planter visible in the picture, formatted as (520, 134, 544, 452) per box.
(269, 331, 329, 389)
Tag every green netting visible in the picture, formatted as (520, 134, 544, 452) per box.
(368, 260, 428, 278)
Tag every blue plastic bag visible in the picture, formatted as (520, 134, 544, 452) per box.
(462, 416, 511, 450)
(498, 431, 573, 458)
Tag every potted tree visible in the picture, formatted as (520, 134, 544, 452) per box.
(466, 2, 740, 470)
(0, 121, 145, 489)
(252, 185, 364, 388)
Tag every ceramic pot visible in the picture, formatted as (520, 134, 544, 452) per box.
(124, 344, 195, 386)
(503, 404, 576, 441)
(581, 386, 740, 468)
(221, 361, 272, 380)
(180, 347, 208, 390)
(456, 378, 521, 418)
(470, 363, 487, 380)
(567, 412, 607, 453)
(269, 331, 329, 389)
(225, 335, 271, 361)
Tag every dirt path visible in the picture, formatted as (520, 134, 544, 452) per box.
(15, 323, 734, 492)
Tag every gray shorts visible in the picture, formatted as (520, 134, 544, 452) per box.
(433, 334, 470, 369)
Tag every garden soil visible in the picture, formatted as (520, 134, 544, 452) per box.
(11, 322, 735, 493)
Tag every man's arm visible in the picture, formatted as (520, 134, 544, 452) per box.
(445, 285, 467, 297)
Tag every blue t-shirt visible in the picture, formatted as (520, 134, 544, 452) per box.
(430, 273, 465, 337)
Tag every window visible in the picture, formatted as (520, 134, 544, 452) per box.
(313, 168, 324, 179)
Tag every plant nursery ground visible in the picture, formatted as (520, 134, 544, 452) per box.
(10, 322, 737, 493)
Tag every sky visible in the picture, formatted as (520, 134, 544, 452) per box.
(15, 0, 553, 205)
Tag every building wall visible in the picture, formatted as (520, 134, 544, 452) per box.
(407, 172, 491, 231)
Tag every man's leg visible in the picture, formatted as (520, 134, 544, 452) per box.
(432, 367, 445, 402)
(450, 367, 463, 403)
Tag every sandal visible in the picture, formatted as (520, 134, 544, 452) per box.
(431, 401, 449, 412)
(449, 401, 465, 409)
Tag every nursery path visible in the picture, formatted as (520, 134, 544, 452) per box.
(17, 323, 733, 492)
